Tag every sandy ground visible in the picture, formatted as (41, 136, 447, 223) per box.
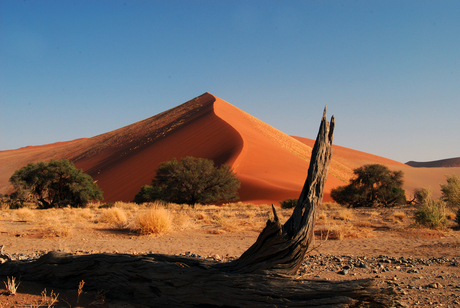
(0, 206, 459, 307)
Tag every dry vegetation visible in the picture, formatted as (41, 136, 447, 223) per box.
(1, 201, 457, 242)
(1, 201, 459, 307)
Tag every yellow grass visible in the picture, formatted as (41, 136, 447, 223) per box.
(393, 210, 407, 222)
(132, 207, 172, 235)
(98, 207, 128, 227)
(172, 211, 191, 230)
(14, 208, 35, 221)
(3, 276, 20, 295)
(446, 210, 456, 220)
(333, 208, 353, 221)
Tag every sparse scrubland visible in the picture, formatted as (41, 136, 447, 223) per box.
(1, 170, 460, 307)
(1, 200, 459, 307)
(1, 199, 457, 241)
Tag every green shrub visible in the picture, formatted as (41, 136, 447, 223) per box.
(440, 174, 460, 209)
(9, 159, 103, 209)
(331, 164, 406, 207)
(280, 198, 298, 209)
(413, 187, 433, 205)
(133, 185, 164, 204)
(415, 199, 448, 229)
(136, 157, 240, 205)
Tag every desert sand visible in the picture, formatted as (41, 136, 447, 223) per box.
(0, 205, 459, 307)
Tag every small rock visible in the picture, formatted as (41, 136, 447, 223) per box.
(428, 282, 440, 289)
(339, 269, 349, 275)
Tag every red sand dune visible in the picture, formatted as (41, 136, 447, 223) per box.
(1, 93, 458, 204)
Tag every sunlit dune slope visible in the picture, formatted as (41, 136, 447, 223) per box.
(213, 98, 349, 204)
(293, 137, 460, 200)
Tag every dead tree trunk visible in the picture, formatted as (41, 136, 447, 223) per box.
(218, 107, 334, 275)
(0, 108, 398, 307)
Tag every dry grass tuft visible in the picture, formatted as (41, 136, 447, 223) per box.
(446, 210, 456, 220)
(317, 211, 328, 221)
(14, 208, 35, 221)
(4, 276, 20, 295)
(333, 208, 353, 221)
(195, 211, 209, 221)
(321, 202, 343, 209)
(132, 207, 172, 235)
(393, 210, 407, 222)
(40, 222, 72, 238)
(172, 211, 191, 230)
(98, 207, 128, 227)
(315, 221, 347, 240)
(77, 208, 94, 220)
(113, 201, 141, 211)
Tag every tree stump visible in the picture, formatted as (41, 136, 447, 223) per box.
(0, 108, 399, 307)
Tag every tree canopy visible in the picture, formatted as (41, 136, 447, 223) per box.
(9, 159, 103, 208)
(440, 174, 460, 208)
(134, 157, 240, 205)
(331, 164, 406, 207)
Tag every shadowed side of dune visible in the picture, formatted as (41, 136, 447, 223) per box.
(406, 157, 460, 168)
(73, 93, 244, 202)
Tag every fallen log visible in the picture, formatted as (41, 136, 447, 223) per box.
(0, 108, 399, 307)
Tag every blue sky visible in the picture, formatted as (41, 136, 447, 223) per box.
(1, 0, 459, 163)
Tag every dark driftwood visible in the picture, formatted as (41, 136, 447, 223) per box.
(1, 251, 396, 307)
(0, 108, 398, 307)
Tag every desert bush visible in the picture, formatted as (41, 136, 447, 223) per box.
(99, 207, 128, 227)
(280, 198, 298, 209)
(413, 187, 433, 205)
(415, 199, 448, 229)
(9, 159, 103, 209)
(133, 185, 164, 204)
(331, 164, 406, 208)
(132, 207, 172, 235)
(440, 174, 460, 208)
(135, 157, 240, 205)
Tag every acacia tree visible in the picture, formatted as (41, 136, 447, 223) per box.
(9, 159, 103, 208)
(135, 157, 240, 205)
(440, 174, 460, 208)
(331, 164, 406, 207)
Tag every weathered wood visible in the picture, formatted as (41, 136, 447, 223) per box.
(0, 251, 396, 307)
(0, 108, 399, 307)
(218, 107, 334, 275)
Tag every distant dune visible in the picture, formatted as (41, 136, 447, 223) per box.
(406, 157, 460, 168)
(1, 93, 458, 204)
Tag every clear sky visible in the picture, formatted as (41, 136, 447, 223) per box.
(1, 0, 459, 163)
